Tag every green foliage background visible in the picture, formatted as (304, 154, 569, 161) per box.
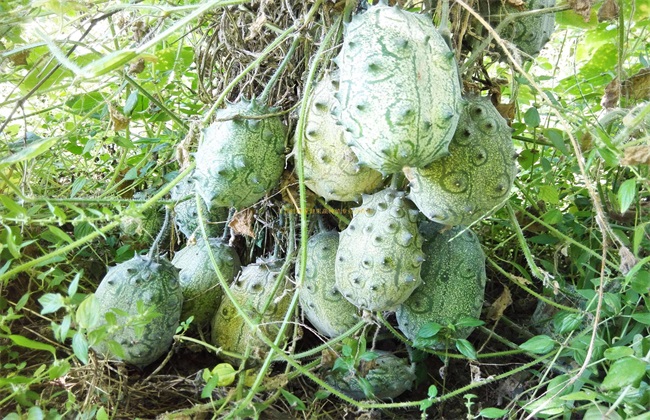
(0, 0, 649, 418)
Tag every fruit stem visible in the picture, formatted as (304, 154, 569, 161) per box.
(148, 206, 170, 260)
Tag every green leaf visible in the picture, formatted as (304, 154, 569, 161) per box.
(38, 293, 65, 314)
(48, 359, 71, 380)
(96, 407, 109, 420)
(604, 346, 634, 360)
(280, 389, 306, 411)
(539, 185, 560, 205)
(47, 225, 73, 244)
(520, 335, 556, 354)
(27, 406, 44, 420)
(545, 128, 570, 156)
(76, 294, 100, 330)
(618, 179, 636, 214)
(456, 317, 485, 328)
(553, 312, 583, 334)
(359, 351, 379, 362)
(72, 332, 89, 364)
(7, 334, 56, 357)
(0, 136, 59, 168)
(427, 384, 438, 398)
(417, 322, 443, 338)
(201, 370, 221, 398)
(68, 271, 81, 297)
(479, 407, 509, 418)
(631, 313, 650, 325)
(601, 357, 647, 391)
(559, 390, 597, 401)
(314, 390, 331, 400)
(456, 339, 478, 360)
(124, 91, 140, 116)
(0, 194, 26, 216)
(524, 107, 540, 128)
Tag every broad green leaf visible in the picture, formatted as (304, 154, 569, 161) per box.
(96, 407, 109, 420)
(72, 332, 89, 364)
(631, 312, 650, 325)
(48, 359, 71, 380)
(618, 179, 636, 214)
(38, 293, 65, 314)
(524, 107, 540, 128)
(559, 390, 597, 401)
(76, 294, 100, 330)
(64, 92, 106, 115)
(456, 317, 485, 328)
(545, 128, 570, 156)
(27, 406, 44, 420)
(7, 334, 56, 357)
(47, 225, 73, 244)
(553, 312, 583, 334)
(124, 91, 140, 116)
(280, 389, 306, 411)
(600, 357, 646, 391)
(428, 385, 438, 398)
(201, 371, 221, 398)
(79, 49, 139, 79)
(456, 339, 478, 360)
(479, 407, 509, 418)
(520, 335, 556, 354)
(68, 271, 81, 297)
(539, 185, 560, 205)
(0, 195, 26, 215)
(417, 322, 443, 338)
(359, 351, 379, 362)
(0, 136, 59, 168)
(604, 346, 634, 360)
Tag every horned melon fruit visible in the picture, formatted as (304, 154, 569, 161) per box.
(296, 73, 383, 202)
(335, 188, 424, 312)
(91, 254, 183, 368)
(324, 350, 416, 400)
(396, 223, 486, 346)
(194, 98, 286, 209)
(334, 1, 462, 174)
(211, 258, 291, 362)
(171, 173, 228, 240)
(171, 237, 241, 328)
(404, 96, 516, 227)
(297, 231, 360, 338)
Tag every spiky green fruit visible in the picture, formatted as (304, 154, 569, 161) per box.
(297, 231, 360, 337)
(483, 0, 556, 58)
(324, 350, 416, 400)
(194, 99, 286, 209)
(296, 73, 383, 202)
(171, 237, 241, 328)
(404, 96, 517, 227)
(171, 173, 228, 240)
(396, 223, 486, 346)
(335, 188, 424, 311)
(91, 255, 182, 368)
(334, 2, 461, 174)
(211, 258, 291, 362)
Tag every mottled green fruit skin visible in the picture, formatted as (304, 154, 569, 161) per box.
(335, 188, 424, 311)
(488, 0, 556, 57)
(119, 192, 164, 247)
(405, 97, 516, 227)
(296, 73, 383, 202)
(171, 173, 228, 240)
(334, 2, 461, 174)
(396, 223, 486, 346)
(194, 99, 286, 209)
(211, 259, 291, 362)
(172, 237, 241, 328)
(297, 231, 360, 337)
(324, 351, 416, 400)
(92, 255, 182, 368)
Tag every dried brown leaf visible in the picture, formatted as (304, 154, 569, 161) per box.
(601, 78, 620, 109)
(619, 246, 637, 275)
(229, 208, 255, 238)
(486, 285, 512, 321)
(622, 68, 650, 102)
(620, 146, 650, 166)
(109, 104, 129, 131)
(598, 0, 619, 22)
(506, 0, 525, 7)
(568, 0, 594, 22)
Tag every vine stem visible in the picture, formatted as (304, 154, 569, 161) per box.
(455, 0, 626, 399)
(0, 163, 195, 283)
